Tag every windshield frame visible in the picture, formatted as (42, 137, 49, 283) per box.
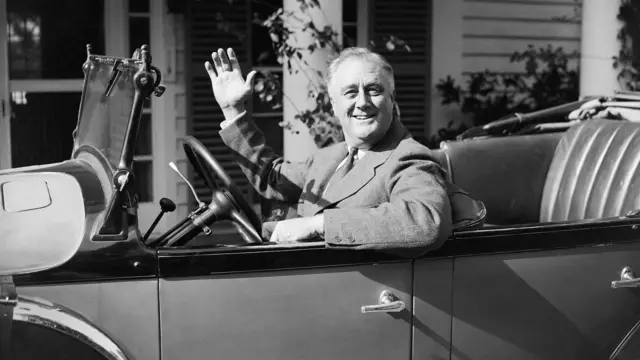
(70, 54, 148, 176)
(69, 45, 163, 242)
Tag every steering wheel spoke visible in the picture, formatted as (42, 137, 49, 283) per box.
(229, 210, 263, 244)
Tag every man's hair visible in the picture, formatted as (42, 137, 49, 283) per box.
(325, 47, 396, 95)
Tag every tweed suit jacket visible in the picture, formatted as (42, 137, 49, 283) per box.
(219, 111, 453, 252)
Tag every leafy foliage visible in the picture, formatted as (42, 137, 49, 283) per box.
(614, 0, 640, 90)
(248, 0, 410, 148)
(430, 45, 580, 147)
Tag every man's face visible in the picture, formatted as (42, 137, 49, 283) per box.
(329, 57, 395, 149)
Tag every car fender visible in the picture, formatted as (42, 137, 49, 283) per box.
(13, 295, 130, 360)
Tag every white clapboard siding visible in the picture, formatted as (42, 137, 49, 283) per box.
(470, 0, 581, 4)
(464, 38, 580, 56)
(463, 18, 580, 38)
(465, 19, 580, 38)
(465, 1, 580, 20)
(464, 56, 580, 73)
(462, 0, 582, 75)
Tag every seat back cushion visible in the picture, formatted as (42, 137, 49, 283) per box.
(540, 119, 640, 222)
(434, 132, 562, 225)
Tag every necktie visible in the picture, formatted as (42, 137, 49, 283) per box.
(331, 147, 358, 184)
(321, 147, 358, 197)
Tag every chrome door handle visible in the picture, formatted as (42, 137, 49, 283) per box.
(361, 290, 405, 314)
(611, 267, 640, 289)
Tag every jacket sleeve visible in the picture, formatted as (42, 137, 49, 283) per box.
(322, 152, 453, 253)
(218, 111, 312, 203)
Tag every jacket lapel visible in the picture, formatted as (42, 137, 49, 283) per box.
(318, 151, 385, 209)
(300, 144, 347, 216)
(313, 120, 410, 214)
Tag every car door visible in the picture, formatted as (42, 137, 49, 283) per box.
(448, 222, 640, 360)
(412, 257, 455, 360)
(158, 243, 414, 360)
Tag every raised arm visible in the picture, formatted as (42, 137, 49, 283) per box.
(206, 48, 309, 203)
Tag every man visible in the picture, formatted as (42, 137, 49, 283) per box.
(205, 47, 452, 252)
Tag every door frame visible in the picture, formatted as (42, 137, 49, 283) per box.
(0, 0, 10, 170)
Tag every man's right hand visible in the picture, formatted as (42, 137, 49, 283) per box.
(205, 48, 257, 119)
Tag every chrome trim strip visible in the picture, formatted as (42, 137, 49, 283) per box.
(13, 295, 129, 360)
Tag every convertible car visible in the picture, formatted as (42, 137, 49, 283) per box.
(3, 47, 640, 360)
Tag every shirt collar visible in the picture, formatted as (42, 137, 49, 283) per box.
(347, 146, 367, 160)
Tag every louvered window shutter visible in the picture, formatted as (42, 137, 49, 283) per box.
(187, 0, 252, 204)
(370, 0, 432, 142)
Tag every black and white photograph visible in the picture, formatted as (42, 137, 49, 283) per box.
(3, 0, 640, 359)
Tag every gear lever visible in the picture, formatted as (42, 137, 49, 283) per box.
(143, 198, 177, 241)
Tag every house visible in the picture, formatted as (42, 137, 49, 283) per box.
(0, 0, 617, 236)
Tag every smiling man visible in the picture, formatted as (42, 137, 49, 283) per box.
(206, 47, 452, 253)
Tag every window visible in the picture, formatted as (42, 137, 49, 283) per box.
(7, 0, 105, 79)
(348, 0, 370, 48)
(1, 0, 167, 235)
(2, 0, 159, 211)
(343, 0, 358, 47)
(3, 0, 152, 189)
(5, 0, 104, 168)
(7, 13, 41, 79)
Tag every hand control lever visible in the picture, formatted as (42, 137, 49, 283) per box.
(143, 198, 177, 241)
(170, 161, 206, 208)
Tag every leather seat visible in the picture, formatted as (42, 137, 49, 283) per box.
(433, 131, 562, 225)
(433, 119, 640, 226)
(540, 119, 640, 222)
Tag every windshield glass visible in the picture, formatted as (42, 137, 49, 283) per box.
(72, 55, 145, 171)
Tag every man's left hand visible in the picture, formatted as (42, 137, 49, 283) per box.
(264, 215, 324, 243)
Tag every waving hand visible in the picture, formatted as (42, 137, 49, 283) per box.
(205, 48, 257, 113)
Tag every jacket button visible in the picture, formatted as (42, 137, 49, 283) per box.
(334, 236, 341, 243)
(348, 236, 355, 243)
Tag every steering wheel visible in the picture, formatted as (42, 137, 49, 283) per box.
(182, 136, 263, 244)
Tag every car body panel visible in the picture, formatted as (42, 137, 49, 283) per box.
(0, 171, 85, 275)
(451, 241, 640, 360)
(16, 280, 159, 360)
(413, 258, 454, 360)
(159, 262, 413, 360)
(13, 239, 157, 285)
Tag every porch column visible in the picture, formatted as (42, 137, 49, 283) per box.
(579, 0, 622, 98)
(282, 0, 343, 161)
(429, 0, 464, 138)
(149, 0, 180, 232)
